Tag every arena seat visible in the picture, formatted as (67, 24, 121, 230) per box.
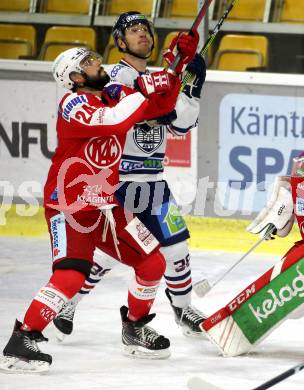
(0, 0, 32, 12)
(106, 0, 154, 16)
(0, 24, 36, 59)
(218, 0, 268, 22)
(44, 0, 91, 14)
(39, 26, 96, 61)
(102, 36, 123, 64)
(164, 0, 197, 18)
(275, 0, 304, 23)
(213, 34, 269, 71)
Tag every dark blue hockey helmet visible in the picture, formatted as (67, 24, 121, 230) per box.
(112, 11, 154, 56)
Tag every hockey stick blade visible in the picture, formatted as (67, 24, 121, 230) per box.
(193, 278, 211, 297)
(187, 376, 224, 390)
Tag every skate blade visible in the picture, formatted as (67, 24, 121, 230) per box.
(55, 329, 67, 343)
(0, 356, 50, 373)
(123, 345, 171, 360)
(182, 327, 207, 339)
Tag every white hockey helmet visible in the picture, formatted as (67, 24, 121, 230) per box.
(52, 47, 91, 90)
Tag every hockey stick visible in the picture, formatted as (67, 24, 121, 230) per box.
(193, 223, 276, 298)
(187, 361, 304, 390)
(181, 0, 238, 89)
(169, 0, 214, 73)
(252, 361, 304, 390)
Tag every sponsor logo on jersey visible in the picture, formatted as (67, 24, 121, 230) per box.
(296, 197, 304, 216)
(163, 203, 186, 236)
(124, 217, 159, 254)
(110, 64, 124, 78)
(77, 184, 114, 207)
(134, 286, 158, 300)
(84, 136, 122, 169)
(120, 158, 163, 172)
(50, 213, 67, 261)
(133, 125, 164, 154)
(61, 95, 88, 121)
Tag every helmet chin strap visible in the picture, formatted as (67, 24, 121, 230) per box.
(123, 46, 152, 60)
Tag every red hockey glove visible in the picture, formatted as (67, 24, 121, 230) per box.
(143, 75, 181, 120)
(134, 70, 174, 97)
(163, 30, 199, 74)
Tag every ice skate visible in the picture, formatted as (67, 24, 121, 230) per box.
(165, 289, 207, 338)
(0, 319, 52, 373)
(120, 306, 170, 359)
(53, 299, 77, 342)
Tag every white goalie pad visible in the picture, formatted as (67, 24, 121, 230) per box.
(203, 254, 304, 357)
(247, 176, 294, 238)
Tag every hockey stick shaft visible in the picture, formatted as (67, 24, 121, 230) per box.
(181, 0, 238, 89)
(252, 362, 304, 390)
(187, 362, 304, 390)
(212, 225, 276, 287)
(194, 224, 276, 297)
(169, 0, 214, 73)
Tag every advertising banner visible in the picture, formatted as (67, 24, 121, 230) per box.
(218, 93, 303, 213)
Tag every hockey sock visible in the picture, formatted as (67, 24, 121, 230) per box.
(161, 242, 192, 308)
(128, 276, 160, 321)
(78, 250, 117, 297)
(21, 269, 85, 331)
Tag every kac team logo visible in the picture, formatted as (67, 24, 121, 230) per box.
(84, 136, 122, 169)
(133, 125, 164, 154)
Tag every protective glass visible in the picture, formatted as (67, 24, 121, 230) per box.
(80, 52, 103, 70)
(125, 23, 151, 35)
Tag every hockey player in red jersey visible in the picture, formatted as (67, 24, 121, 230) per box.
(54, 11, 207, 342)
(0, 47, 182, 372)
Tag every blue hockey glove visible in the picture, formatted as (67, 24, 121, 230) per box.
(183, 54, 206, 99)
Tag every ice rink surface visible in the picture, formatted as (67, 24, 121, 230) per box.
(0, 236, 304, 390)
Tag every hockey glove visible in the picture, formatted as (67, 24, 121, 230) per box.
(154, 110, 177, 125)
(103, 82, 123, 101)
(134, 70, 174, 98)
(183, 54, 207, 99)
(246, 176, 295, 240)
(163, 30, 199, 75)
(143, 77, 181, 121)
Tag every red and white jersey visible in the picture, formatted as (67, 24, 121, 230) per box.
(44, 87, 149, 212)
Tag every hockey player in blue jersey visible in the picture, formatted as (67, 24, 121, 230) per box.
(54, 11, 207, 348)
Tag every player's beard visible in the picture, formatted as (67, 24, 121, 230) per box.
(83, 70, 110, 90)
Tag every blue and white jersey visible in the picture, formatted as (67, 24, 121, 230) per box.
(104, 60, 200, 182)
